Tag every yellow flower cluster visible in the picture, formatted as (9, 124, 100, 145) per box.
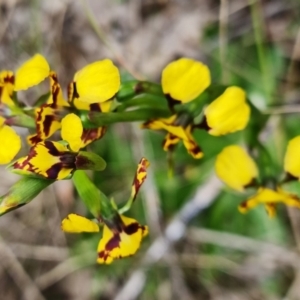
(142, 58, 250, 159)
(2, 53, 300, 265)
(215, 141, 300, 217)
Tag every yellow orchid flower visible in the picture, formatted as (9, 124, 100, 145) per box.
(61, 158, 149, 264)
(29, 58, 119, 145)
(162, 58, 211, 104)
(12, 113, 106, 180)
(142, 58, 208, 159)
(0, 116, 21, 164)
(204, 87, 250, 136)
(12, 141, 76, 180)
(61, 113, 106, 151)
(215, 145, 300, 217)
(142, 58, 250, 159)
(14, 54, 50, 91)
(62, 214, 148, 264)
(0, 54, 50, 107)
(13, 113, 106, 180)
(69, 59, 120, 104)
(142, 115, 203, 159)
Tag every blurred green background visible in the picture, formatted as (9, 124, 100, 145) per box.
(1, 0, 300, 299)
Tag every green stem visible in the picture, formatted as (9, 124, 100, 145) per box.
(87, 108, 171, 128)
(116, 94, 168, 112)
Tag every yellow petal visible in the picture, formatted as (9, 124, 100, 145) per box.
(238, 187, 300, 216)
(215, 145, 258, 191)
(72, 98, 91, 110)
(0, 71, 15, 107)
(12, 141, 74, 180)
(181, 125, 203, 159)
(143, 116, 203, 159)
(61, 114, 83, 152)
(130, 158, 150, 201)
(162, 58, 211, 103)
(61, 214, 99, 233)
(0, 116, 5, 126)
(81, 127, 107, 148)
(74, 59, 120, 103)
(28, 105, 61, 145)
(0, 125, 21, 164)
(205, 87, 250, 136)
(47, 72, 69, 107)
(97, 215, 148, 264)
(14, 54, 50, 91)
(284, 136, 300, 178)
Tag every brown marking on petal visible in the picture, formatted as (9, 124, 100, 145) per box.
(89, 103, 101, 112)
(3, 73, 14, 84)
(99, 215, 145, 263)
(124, 222, 140, 235)
(51, 84, 60, 107)
(165, 93, 180, 112)
(282, 172, 298, 183)
(49, 72, 58, 84)
(0, 86, 3, 102)
(162, 134, 178, 151)
(98, 232, 121, 263)
(28, 134, 43, 145)
(81, 127, 107, 145)
(12, 146, 39, 174)
(46, 163, 64, 179)
(67, 82, 74, 102)
(141, 120, 152, 128)
(131, 158, 149, 202)
(13, 142, 76, 180)
(44, 141, 60, 156)
(67, 81, 80, 103)
(239, 201, 248, 209)
(244, 178, 258, 189)
(43, 114, 56, 137)
(189, 143, 202, 157)
(194, 116, 211, 131)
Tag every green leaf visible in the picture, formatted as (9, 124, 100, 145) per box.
(73, 171, 115, 219)
(0, 177, 53, 216)
(76, 151, 106, 171)
(87, 108, 171, 127)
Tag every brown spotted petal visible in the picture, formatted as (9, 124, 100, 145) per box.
(0, 71, 15, 107)
(97, 214, 148, 264)
(28, 72, 69, 146)
(28, 104, 61, 145)
(143, 115, 203, 159)
(81, 127, 107, 148)
(130, 157, 150, 202)
(11, 141, 76, 180)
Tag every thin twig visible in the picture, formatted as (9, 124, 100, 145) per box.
(187, 227, 300, 268)
(262, 105, 300, 115)
(0, 239, 46, 300)
(9, 243, 68, 261)
(35, 251, 95, 290)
